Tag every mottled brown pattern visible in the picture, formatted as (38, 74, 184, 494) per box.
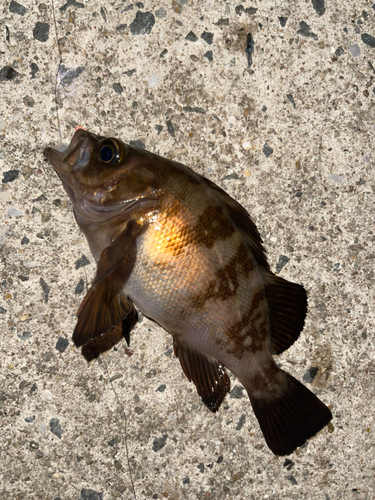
(257, 321, 268, 341)
(188, 244, 254, 311)
(217, 292, 267, 359)
(251, 291, 263, 311)
(225, 311, 253, 342)
(222, 343, 245, 360)
(227, 310, 263, 345)
(191, 204, 235, 249)
(188, 248, 242, 310)
(238, 243, 254, 275)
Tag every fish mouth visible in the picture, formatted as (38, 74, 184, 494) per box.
(44, 128, 99, 169)
(75, 191, 158, 222)
(56, 174, 157, 223)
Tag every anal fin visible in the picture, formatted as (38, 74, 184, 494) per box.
(173, 340, 230, 412)
(265, 273, 308, 354)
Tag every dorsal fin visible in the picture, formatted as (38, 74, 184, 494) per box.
(202, 177, 269, 271)
(173, 339, 231, 412)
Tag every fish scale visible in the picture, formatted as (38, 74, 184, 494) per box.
(44, 129, 332, 456)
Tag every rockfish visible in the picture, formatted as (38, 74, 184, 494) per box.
(44, 129, 332, 455)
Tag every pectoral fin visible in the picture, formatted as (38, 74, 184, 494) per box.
(80, 310, 138, 361)
(173, 339, 231, 412)
(93, 219, 142, 284)
(81, 322, 124, 362)
(73, 279, 136, 347)
(73, 219, 142, 348)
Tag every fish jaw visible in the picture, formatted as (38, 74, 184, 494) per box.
(44, 129, 105, 220)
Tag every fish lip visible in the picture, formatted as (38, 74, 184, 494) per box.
(44, 130, 97, 216)
(43, 145, 63, 165)
(83, 201, 139, 222)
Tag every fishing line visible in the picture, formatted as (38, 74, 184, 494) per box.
(49, 2, 136, 497)
(50, 0, 63, 145)
(49, 3, 137, 496)
(101, 356, 137, 500)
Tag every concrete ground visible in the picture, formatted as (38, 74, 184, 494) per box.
(0, 0, 374, 499)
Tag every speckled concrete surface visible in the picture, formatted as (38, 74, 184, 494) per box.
(0, 1, 374, 499)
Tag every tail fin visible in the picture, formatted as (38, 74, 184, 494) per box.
(248, 371, 332, 455)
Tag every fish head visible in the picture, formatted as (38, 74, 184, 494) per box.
(44, 129, 159, 223)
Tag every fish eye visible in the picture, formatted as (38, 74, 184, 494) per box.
(96, 139, 122, 165)
(100, 145, 115, 163)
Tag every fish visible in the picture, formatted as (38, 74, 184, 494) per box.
(44, 129, 332, 455)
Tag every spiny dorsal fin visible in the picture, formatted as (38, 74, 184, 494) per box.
(264, 273, 308, 354)
(173, 339, 231, 412)
(202, 177, 269, 271)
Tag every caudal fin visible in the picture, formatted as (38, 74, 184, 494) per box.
(248, 371, 332, 455)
